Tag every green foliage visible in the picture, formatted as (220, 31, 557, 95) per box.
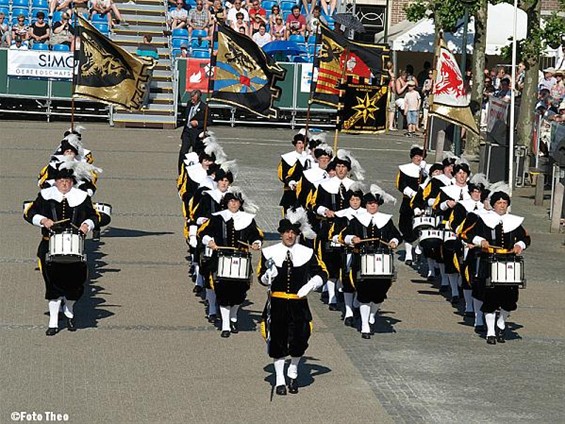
(404, 0, 473, 32)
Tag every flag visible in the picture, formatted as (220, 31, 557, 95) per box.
(312, 24, 390, 107)
(186, 58, 212, 92)
(74, 16, 155, 110)
(339, 76, 388, 134)
(429, 38, 479, 134)
(210, 24, 286, 118)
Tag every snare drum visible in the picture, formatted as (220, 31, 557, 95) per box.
(412, 216, 436, 230)
(47, 229, 85, 263)
(94, 203, 112, 227)
(488, 255, 525, 287)
(419, 229, 443, 250)
(358, 250, 394, 279)
(216, 250, 252, 281)
(324, 240, 344, 252)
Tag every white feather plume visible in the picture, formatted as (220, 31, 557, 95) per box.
(203, 136, 227, 164)
(470, 173, 489, 188)
(336, 149, 365, 181)
(348, 181, 366, 194)
(369, 183, 396, 205)
(59, 160, 102, 182)
(488, 181, 510, 196)
(228, 185, 259, 214)
(220, 159, 238, 180)
(63, 133, 85, 158)
(314, 143, 333, 157)
(286, 207, 316, 240)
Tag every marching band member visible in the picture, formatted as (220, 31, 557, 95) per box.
(24, 167, 99, 336)
(198, 188, 263, 337)
(258, 217, 328, 395)
(295, 143, 333, 210)
(328, 182, 365, 327)
(396, 145, 426, 266)
(312, 149, 364, 311)
(278, 132, 313, 214)
(338, 184, 401, 339)
(434, 162, 471, 305)
(461, 188, 530, 344)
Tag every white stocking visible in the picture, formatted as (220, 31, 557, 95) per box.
(230, 304, 239, 323)
(463, 290, 473, 313)
(274, 358, 286, 387)
(448, 274, 460, 297)
(287, 356, 300, 379)
(63, 299, 75, 319)
(48, 297, 63, 328)
(343, 293, 354, 318)
(353, 294, 360, 309)
(497, 309, 510, 330)
(219, 305, 230, 332)
(359, 303, 371, 334)
(404, 242, 413, 261)
(369, 302, 381, 325)
(327, 279, 337, 305)
(206, 289, 217, 316)
(473, 298, 484, 326)
(427, 258, 436, 277)
(485, 312, 496, 337)
(438, 263, 448, 287)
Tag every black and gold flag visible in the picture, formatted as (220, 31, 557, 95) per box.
(74, 16, 155, 110)
(210, 24, 286, 118)
(313, 24, 389, 107)
(339, 77, 388, 134)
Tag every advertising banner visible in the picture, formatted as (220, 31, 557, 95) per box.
(7, 50, 73, 79)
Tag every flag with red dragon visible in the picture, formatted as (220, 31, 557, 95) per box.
(429, 38, 479, 134)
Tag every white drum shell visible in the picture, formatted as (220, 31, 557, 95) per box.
(419, 229, 443, 242)
(217, 253, 251, 280)
(359, 253, 394, 278)
(413, 216, 436, 230)
(95, 203, 112, 216)
(443, 230, 457, 242)
(47, 231, 85, 263)
(490, 259, 524, 285)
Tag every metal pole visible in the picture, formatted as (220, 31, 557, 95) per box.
(383, 0, 389, 43)
(508, 0, 518, 197)
(453, 8, 469, 157)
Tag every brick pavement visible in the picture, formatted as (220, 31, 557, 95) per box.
(1, 122, 563, 424)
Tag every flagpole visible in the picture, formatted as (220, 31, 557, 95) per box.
(424, 31, 441, 156)
(202, 21, 219, 133)
(304, 0, 322, 136)
(70, 10, 81, 131)
(333, 46, 349, 152)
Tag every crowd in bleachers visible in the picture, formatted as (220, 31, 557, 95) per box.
(0, 0, 126, 50)
(166, 0, 335, 61)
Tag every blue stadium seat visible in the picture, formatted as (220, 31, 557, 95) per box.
(288, 34, 305, 43)
(262, 0, 275, 11)
(192, 50, 210, 59)
(32, 42, 49, 50)
(53, 43, 70, 51)
(91, 13, 107, 22)
(32, 0, 48, 7)
(172, 48, 181, 57)
(0, 0, 9, 6)
(186, 0, 197, 7)
(280, 1, 295, 11)
(52, 11, 63, 22)
(12, 0, 30, 7)
(0, 7, 9, 15)
(172, 37, 188, 48)
(12, 7, 29, 17)
(191, 29, 207, 39)
(282, 10, 291, 20)
(93, 22, 109, 34)
(190, 38, 209, 49)
(172, 28, 188, 37)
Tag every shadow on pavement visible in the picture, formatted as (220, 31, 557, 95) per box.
(101, 227, 175, 238)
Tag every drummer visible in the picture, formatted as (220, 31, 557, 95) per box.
(257, 218, 328, 395)
(395, 145, 426, 267)
(295, 143, 333, 211)
(198, 188, 263, 337)
(433, 162, 471, 305)
(460, 189, 530, 344)
(312, 149, 365, 312)
(328, 182, 366, 327)
(24, 167, 99, 336)
(338, 184, 401, 339)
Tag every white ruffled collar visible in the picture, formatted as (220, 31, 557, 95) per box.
(398, 162, 421, 179)
(40, 186, 87, 207)
(354, 211, 392, 228)
(480, 210, 524, 232)
(212, 209, 255, 231)
(319, 176, 355, 194)
(262, 242, 313, 267)
(335, 206, 365, 219)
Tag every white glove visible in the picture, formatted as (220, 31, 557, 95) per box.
(189, 236, 198, 248)
(260, 266, 278, 285)
(427, 198, 435, 207)
(297, 276, 323, 298)
(289, 180, 297, 190)
(414, 208, 423, 216)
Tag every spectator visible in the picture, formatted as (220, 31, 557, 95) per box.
(271, 14, 286, 40)
(539, 67, 557, 92)
(481, 76, 495, 129)
(301, 0, 315, 16)
(286, 5, 306, 37)
(320, 0, 336, 17)
(421, 68, 433, 131)
(167, 0, 188, 32)
(29, 12, 50, 46)
(248, 0, 266, 23)
(385, 60, 397, 131)
(417, 61, 431, 87)
(179, 42, 189, 57)
(136, 34, 159, 109)
(405, 64, 418, 87)
(49, 0, 72, 19)
(50, 11, 74, 49)
(268, 4, 281, 28)
(12, 14, 30, 45)
(549, 70, 565, 109)
(306, 5, 322, 39)
(555, 44, 565, 72)
(9, 35, 28, 50)
(90, 0, 128, 29)
(403, 80, 421, 137)
(249, 14, 263, 35)
(493, 66, 507, 89)
(394, 70, 409, 118)
(515, 61, 526, 94)
(494, 78, 512, 103)
(0, 12, 11, 47)
(226, 0, 249, 26)
(231, 12, 248, 36)
(209, 0, 226, 26)
(252, 23, 271, 47)
(73, 0, 89, 15)
(188, 0, 211, 36)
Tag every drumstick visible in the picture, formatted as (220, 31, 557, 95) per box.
(238, 240, 253, 249)
(356, 237, 397, 249)
(52, 218, 70, 225)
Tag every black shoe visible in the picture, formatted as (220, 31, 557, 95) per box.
(427, 275, 436, 282)
(67, 318, 77, 332)
(344, 317, 354, 327)
(496, 327, 506, 343)
(328, 303, 339, 311)
(220, 330, 231, 338)
(193, 285, 203, 294)
(405, 259, 413, 266)
(464, 311, 474, 318)
(288, 378, 298, 394)
(92, 230, 100, 241)
(450, 296, 460, 305)
(275, 385, 287, 396)
(45, 327, 58, 336)
(207, 314, 217, 323)
(439, 285, 449, 293)
(486, 336, 496, 345)
(230, 321, 238, 334)
(474, 325, 486, 334)
(320, 292, 329, 304)
(361, 332, 371, 339)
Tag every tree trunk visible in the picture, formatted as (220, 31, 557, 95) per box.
(465, 0, 488, 158)
(516, 0, 542, 147)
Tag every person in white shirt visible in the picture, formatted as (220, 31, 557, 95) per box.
(252, 23, 272, 47)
